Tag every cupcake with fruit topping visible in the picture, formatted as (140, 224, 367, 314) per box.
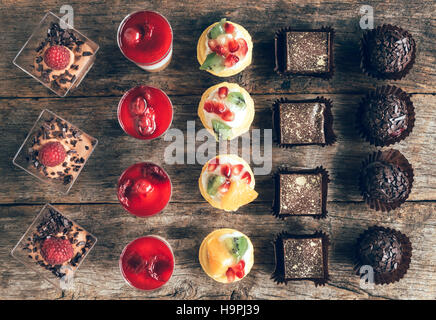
(199, 154, 258, 212)
(198, 82, 255, 141)
(197, 19, 253, 77)
(199, 228, 254, 283)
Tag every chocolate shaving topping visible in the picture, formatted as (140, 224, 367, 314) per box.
(361, 161, 409, 203)
(357, 229, 402, 274)
(361, 93, 408, 144)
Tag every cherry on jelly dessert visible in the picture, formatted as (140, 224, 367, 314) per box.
(117, 11, 173, 72)
(118, 85, 173, 140)
(120, 236, 174, 291)
(117, 162, 172, 217)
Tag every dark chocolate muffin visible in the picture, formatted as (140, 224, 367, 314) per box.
(355, 226, 412, 285)
(361, 25, 416, 80)
(359, 149, 413, 212)
(358, 86, 415, 146)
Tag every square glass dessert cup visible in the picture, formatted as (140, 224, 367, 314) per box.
(13, 11, 99, 97)
(11, 204, 97, 289)
(12, 109, 98, 194)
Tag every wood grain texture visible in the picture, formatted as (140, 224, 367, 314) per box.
(0, 0, 435, 97)
(0, 0, 435, 300)
(0, 202, 435, 300)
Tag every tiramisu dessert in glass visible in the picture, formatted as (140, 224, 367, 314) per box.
(117, 162, 172, 217)
(13, 109, 98, 194)
(117, 10, 173, 72)
(120, 235, 175, 291)
(13, 12, 99, 97)
(117, 85, 173, 140)
(11, 204, 97, 289)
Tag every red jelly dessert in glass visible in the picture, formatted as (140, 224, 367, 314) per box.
(120, 236, 174, 290)
(117, 11, 173, 72)
(117, 162, 171, 217)
(118, 85, 173, 140)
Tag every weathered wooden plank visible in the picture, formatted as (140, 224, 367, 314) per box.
(0, 94, 434, 203)
(0, 0, 435, 97)
(0, 202, 435, 300)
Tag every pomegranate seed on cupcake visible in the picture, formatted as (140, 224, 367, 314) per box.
(198, 82, 255, 141)
(197, 18, 253, 77)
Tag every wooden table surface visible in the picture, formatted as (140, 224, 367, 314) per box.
(0, 0, 435, 300)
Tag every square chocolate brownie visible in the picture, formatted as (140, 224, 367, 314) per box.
(273, 98, 336, 147)
(279, 173, 323, 215)
(279, 101, 326, 145)
(273, 167, 329, 219)
(272, 232, 329, 285)
(274, 27, 334, 77)
(283, 237, 324, 279)
(285, 31, 331, 74)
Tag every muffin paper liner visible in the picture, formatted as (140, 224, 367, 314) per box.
(354, 226, 412, 285)
(271, 231, 330, 286)
(271, 166, 330, 220)
(356, 85, 415, 147)
(272, 97, 336, 148)
(360, 24, 416, 80)
(274, 26, 335, 79)
(359, 149, 414, 212)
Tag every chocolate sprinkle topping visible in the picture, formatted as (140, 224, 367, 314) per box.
(361, 25, 416, 79)
(360, 161, 409, 203)
(357, 228, 402, 274)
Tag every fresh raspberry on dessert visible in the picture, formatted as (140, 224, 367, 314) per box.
(41, 236, 74, 265)
(43, 45, 71, 70)
(38, 141, 67, 167)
